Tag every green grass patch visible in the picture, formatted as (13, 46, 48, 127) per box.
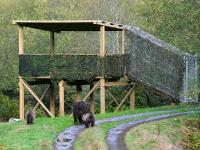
(0, 116, 74, 150)
(125, 113, 199, 150)
(0, 104, 198, 150)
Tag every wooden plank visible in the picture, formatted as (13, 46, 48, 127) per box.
(105, 82, 129, 87)
(100, 26, 105, 57)
(130, 86, 135, 111)
(50, 83, 55, 116)
(33, 85, 50, 111)
(21, 79, 54, 118)
(114, 87, 134, 112)
(83, 81, 99, 101)
(121, 29, 125, 54)
(107, 88, 120, 105)
(19, 26, 24, 54)
(100, 78, 105, 114)
(90, 84, 95, 113)
(19, 79, 24, 120)
(59, 80, 65, 117)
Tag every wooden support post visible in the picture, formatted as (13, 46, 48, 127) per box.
(59, 80, 65, 117)
(50, 83, 55, 116)
(50, 31, 55, 59)
(19, 26, 24, 54)
(99, 25, 106, 114)
(19, 78, 24, 120)
(100, 26, 105, 56)
(19, 26, 24, 120)
(76, 85, 82, 102)
(90, 84, 94, 113)
(130, 86, 135, 111)
(121, 29, 125, 54)
(100, 78, 105, 114)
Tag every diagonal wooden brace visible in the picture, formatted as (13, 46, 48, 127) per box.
(107, 88, 120, 106)
(114, 86, 134, 112)
(33, 85, 50, 111)
(21, 79, 54, 118)
(82, 81, 99, 101)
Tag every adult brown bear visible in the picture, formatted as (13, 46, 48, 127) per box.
(73, 101, 88, 124)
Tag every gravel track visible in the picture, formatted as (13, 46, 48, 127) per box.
(54, 107, 199, 150)
(107, 111, 199, 150)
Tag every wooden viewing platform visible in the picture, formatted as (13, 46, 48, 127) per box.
(14, 20, 135, 119)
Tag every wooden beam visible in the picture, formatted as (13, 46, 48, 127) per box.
(121, 29, 125, 54)
(59, 80, 65, 117)
(107, 88, 119, 105)
(115, 86, 134, 112)
(130, 86, 135, 111)
(50, 31, 55, 59)
(19, 79, 24, 120)
(19, 26, 24, 54)
(83, 81, 99, 101)
(50, 83, 55, 116)
(105, 82, 130, 87)
(100, 78, 105, 114)
(76, 85, 82, 102)
(100, 25, 105, 56)
(21, 79, 54, 118)
(33, 85, 50, 111)
(90, 84, 95, 113)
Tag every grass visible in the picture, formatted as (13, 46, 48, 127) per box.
(125, 113, 200, 150)
(0, 104, 199, 149)
(74, 106, 200, 150)
(0, 116, 74, 150)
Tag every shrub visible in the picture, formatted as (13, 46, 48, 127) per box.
(0, 93, 19, 121)
(181, 117, 200, 150)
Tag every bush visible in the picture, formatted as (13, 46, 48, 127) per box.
(0, 93, 19, 121)
(181, 117, 200, 150)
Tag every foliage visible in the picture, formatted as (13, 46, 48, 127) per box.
(0, 0, 199, 109)
(0, 93, 19, 121)
(181, 117, 200, 150)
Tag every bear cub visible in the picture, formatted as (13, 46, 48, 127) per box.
(82, 112, 95, 128)
(25, 110, 35, 125)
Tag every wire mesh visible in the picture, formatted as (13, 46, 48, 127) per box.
(181, 53, 198, 103)
(124, 25, 185, 99)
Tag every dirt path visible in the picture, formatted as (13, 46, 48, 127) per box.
(55, 110, 176, 150)
(54, 108, 199, 150)
(107, 111, 199, 150)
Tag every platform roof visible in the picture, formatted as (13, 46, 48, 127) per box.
(13, 20, 124, 31)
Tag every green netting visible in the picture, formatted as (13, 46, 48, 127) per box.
(51, 55, 100, 81)
(19, 54, 128, 82)
(19, 55, 50, 77)
(125, 26, 184, 99)
(104, 54, 129, 78)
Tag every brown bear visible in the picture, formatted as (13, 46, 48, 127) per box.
(82, 112, 95, 128)
(72, 101, 88, 124)
(25, 110, 35, 125)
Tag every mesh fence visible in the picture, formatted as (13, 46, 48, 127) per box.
(124, 26, 185, 99)
(181, 53, 198, 102)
